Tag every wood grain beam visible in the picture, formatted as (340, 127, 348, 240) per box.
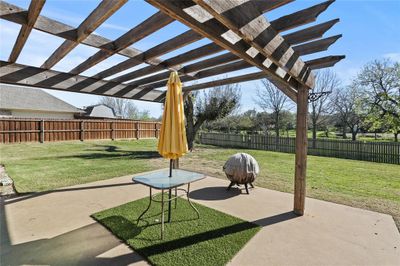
(146, 0, 298, 102)
(0, 60, 165, 102)
(93, 29, 203, 79)
(293, 35, 342, 56)
(124, 52, 239, 88)
(283, 19, 340, 45)
(194, 0, 315, 88)
(8, 0, 45, 62)
(113, 43, 223, 83)
(0, 1, 162, 67)
(92, 1, 291, 81)
(306, 55, 345, 69)
(69, 11, 174, 74)
(41, 0, 127, 69)
(271, 0, 335, 32)
(182, 71, 265, 92)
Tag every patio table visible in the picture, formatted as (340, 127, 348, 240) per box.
(132, 169, 205, 239)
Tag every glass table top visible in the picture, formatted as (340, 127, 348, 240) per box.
(132, 169, 205, 189)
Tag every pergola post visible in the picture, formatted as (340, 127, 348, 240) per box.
(294, 86, 309, 215)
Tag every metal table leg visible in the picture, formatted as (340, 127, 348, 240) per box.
(187, 183, 200, 218)
(137, 187, 152, 224)
(167, 188, 172, 223)
(174, 187, 177, 209)
(161, 189, 165, 239)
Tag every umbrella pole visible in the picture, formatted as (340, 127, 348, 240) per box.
(169, 159, 172, 177)
(168, 159, 172, 222)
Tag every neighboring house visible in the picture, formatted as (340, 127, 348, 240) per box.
(0, 84, 83, 119)
(80, 104, 118, 119)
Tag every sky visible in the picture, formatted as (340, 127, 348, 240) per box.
(1, 0, 399, 117)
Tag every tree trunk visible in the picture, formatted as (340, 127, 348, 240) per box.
(184, 94, 195, 151)
(312, 120, 317, 148)
(351, 130, 357, 141)
(394, 132, 398, 142)
(342, 127, 347, 139)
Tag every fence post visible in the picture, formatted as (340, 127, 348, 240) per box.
(40, 119, 45, 143)
(80, 120, 84, 141)
(136, 122, 140, 139)
(111, 121, 115, 141)
(155, 123, 158, 138)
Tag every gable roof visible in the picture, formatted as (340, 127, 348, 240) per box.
(0, 84, 83, 113)
(83, 104, 117, 118)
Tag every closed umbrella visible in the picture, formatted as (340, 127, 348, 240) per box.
(157, 71, 188, 221)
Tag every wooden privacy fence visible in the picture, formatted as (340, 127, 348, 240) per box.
(200, 132, 400, 165)
(0, 118, 161, 143)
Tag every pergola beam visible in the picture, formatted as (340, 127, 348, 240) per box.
(93, 30, 203, 79)
(145, 0, 299, 102)
(306, 55, 346, 70)
(293, 35, 342, 56)
(284, 19, 340, 45)
(98, 0, 293, 84)
(193, 0, 314, 88)
(118, 18, 341, 96)
(8, 0, 46, 63)
(271, 0, 335, 32)
(69, 11, 174, 74)
(41, 0, 127, 69)
(0, 1, 162, 67)
(114, 43, 224, 83)
(0, 61, 165, 102)
(183, 71, 265, 92)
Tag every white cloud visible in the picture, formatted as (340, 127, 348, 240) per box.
(384, 53, 400, 62)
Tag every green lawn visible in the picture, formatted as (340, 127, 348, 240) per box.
(93, 195, 260, 266)
(0, 140, 168, 192)
(1, 139, 399, 228)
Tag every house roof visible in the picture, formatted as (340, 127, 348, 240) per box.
(83, 104, 117, 118)
(0, 84, 83, 113)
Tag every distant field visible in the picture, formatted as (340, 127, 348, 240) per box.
(0, 139, 398, 229)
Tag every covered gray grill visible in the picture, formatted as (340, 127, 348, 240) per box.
(223, 153, 259, 194)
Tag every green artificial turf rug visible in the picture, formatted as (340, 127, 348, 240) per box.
(92, 194, 260, 266)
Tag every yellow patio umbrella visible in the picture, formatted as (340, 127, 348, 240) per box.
(157, 71, 188, 177)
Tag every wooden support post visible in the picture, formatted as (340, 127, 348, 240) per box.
(294, 86, 309, 215)
(40, 119, 44, 143)
(80, 120, 85, 141)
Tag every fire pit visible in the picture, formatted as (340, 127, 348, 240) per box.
(223, 153, 259, 194)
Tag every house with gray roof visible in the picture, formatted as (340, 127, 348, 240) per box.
(0, 84, 83, 119)
(80, 104, 118, 119)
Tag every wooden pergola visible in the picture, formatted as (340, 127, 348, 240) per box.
(0, 0, 344, 215)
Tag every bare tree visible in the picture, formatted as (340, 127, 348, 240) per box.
(309, 69, 340, 146)
(255, 79, 290, 140)
(184, 84, 241, 151)
(98, 97, 138, 119)
(332, 86, 363, 141)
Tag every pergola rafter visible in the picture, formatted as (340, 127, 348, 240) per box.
(0, 0, 345, 215)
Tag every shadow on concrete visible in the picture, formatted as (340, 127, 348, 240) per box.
(253, 211, 298, 227)
(189, 186, 241, 200)
(1, 219, 144, 266)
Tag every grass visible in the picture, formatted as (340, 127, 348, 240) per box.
(92, 195, 260, 266)
(1, 139, 399, 228)
(0, 140, 168, 192)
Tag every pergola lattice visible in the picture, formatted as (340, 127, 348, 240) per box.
(0, 0, 344, 215)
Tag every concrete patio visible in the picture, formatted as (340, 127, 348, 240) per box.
(1, 170, 399, 266)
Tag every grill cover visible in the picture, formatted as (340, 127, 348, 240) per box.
(223, 153, 259, 184)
